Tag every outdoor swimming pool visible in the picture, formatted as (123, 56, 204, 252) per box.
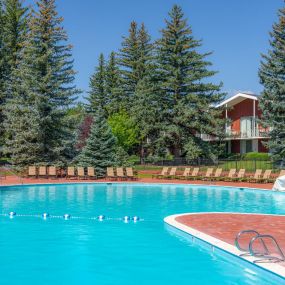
(0, 183, 284, 284)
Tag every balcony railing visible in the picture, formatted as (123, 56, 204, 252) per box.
(199, 129, 270, 141)
(226, 129, 270, 139)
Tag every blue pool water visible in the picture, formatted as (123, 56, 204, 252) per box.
(0, 183, 285, 285)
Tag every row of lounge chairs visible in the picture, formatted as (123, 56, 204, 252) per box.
(27, 166, 137, 180)
(106, 167, 137, 181)
(153, 167, 285, 183)
(28, 166, 97, 179)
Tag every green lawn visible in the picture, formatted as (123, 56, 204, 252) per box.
(134, 160, 276, 178)
(219, 160, 274, 171)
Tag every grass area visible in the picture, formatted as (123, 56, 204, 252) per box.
(135, 160, 276, 177)
(219, 160, 274, 171)
(134, 165, 165, 171)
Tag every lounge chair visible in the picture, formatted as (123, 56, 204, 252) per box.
(87, 167, 97, 179)
(67, 167, 76, 179)
(116, 167, 127, 180)
(107, 167, 117, 180)
(278, 170, 285, 177)
(77, 167, 86, 180)
(176, 168, 191, 180)
(152, 167, 169, 179)
(210, 168, 223, 181)
(259, 169, 272, 183)
(202, 168, 214, 181)
(272, 169, 285, 181)
(231, 169, 246, 182)
(28, 166, 37, 178)
(187, 168, 200, 180)
(247, 169, 262, 183)
(167, 167, 177, 179)
(48, 166, 57, 179)
(38, 166, 47, 179)
(126, 167, 137, 180)
(221, 169, 236, 182)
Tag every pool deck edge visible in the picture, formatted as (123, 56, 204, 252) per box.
(164, 213, 285, 279)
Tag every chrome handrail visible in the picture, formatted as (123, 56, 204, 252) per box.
(249, 235, 285, 263)
(235, 230, 269, 256)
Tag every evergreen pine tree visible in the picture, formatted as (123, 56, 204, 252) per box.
(28, 0, 77, 164)
(0, 0, 4, 90)
(0, 0, 28, 148)
(0, 0, 5, 145)
(105, 51, 123, 115)
(156, 5, 224, 160)
(4, 0, 78, 167)
(118, 22, 153, 106)
(118, 22, 156, 160)
(259, 5, 285, 165)
(118, 21, 139, 101)
(132, 77, 161, 162)
(2, 0, 28, 82)
(3, 38, 43, 169)
(136, 23, 153, 82)
(77, 110, 117, 176)
(88, 53, 106, 113)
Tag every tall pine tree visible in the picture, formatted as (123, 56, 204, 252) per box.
(118, 21, 139, 102)
(105, 51, 123, 115)
(156, 5, 224, 160)
(77, 110, 117, 176)
(4, 0, 78, 167)
(88, 53, 106, 113)
(118, 22, 153, 104)
(2, 0, 28, 83)
(259, 5, 285, 165)
(119, 22, 156, 160)
(0, 0, 5, 146)
(0, 0, 28, 149)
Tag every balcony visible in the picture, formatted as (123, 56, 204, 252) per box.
(199, 128, 270, 142)
(225, 129, 270, 140)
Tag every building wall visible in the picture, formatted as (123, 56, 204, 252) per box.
(218, 96, 270, 154)
(227, 99, 261, 133)
(258, 139, 268, 153)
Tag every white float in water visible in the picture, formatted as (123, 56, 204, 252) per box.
(9, 212, 16, 218)
(123, 216, 130, 223)
(132, 216, 140, 222)
(63, 214, 71, 220)
(98, 215, 105, 221)
(42, 213, 50, 219)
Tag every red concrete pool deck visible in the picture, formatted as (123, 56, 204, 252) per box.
(0, 176, 274, 190)
(175, 213, 285, 266)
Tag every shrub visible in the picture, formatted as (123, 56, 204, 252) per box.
(242, 152, 270, 160)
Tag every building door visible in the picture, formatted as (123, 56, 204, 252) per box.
(240, 117, 253, 138)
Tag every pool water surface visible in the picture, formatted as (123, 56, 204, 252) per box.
(0, 183, 284, 285)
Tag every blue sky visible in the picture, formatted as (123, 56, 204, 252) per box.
(28, 0, 283, 98)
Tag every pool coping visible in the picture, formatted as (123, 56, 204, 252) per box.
(164, 212, 285, 279)
(0, 181, 280, 194)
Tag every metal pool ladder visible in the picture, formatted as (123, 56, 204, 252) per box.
(235, 230, 285, 263)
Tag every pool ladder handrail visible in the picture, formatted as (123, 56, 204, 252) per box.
(235, 230, 285, 263)
(249, 234, 285, 263)
(235, 230, 269, 257)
